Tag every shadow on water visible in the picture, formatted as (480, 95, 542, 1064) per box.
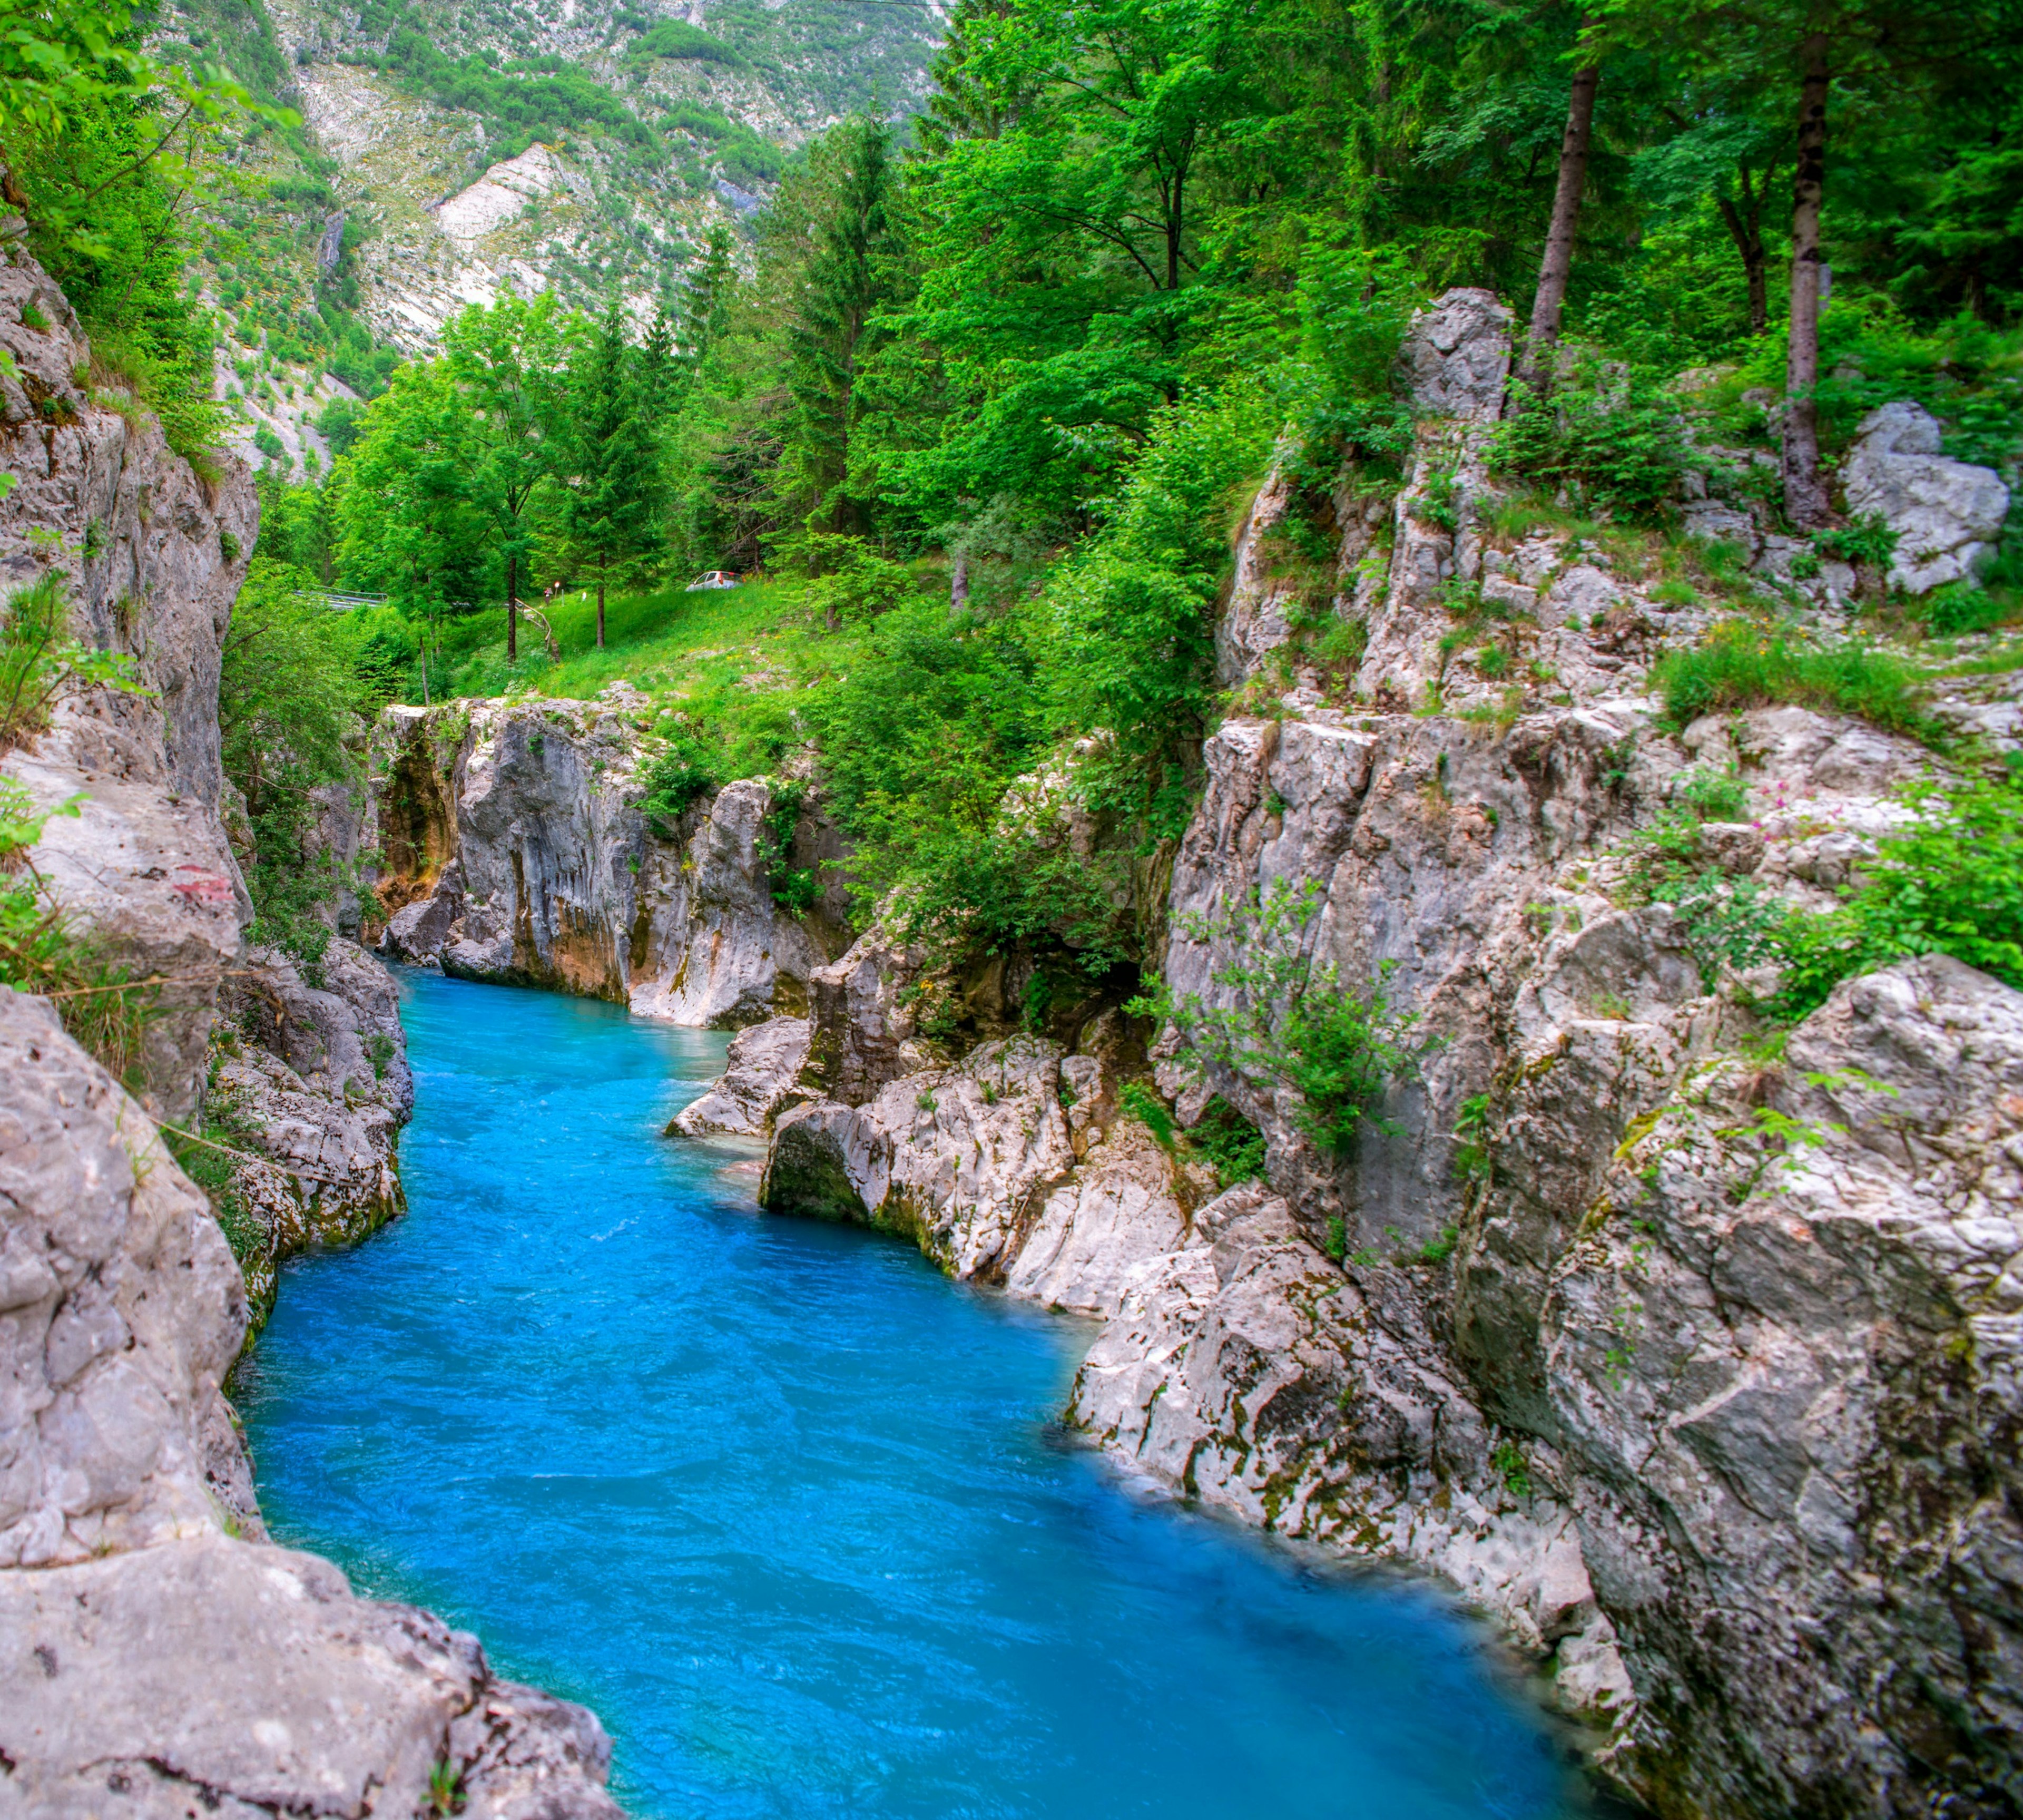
(233, 968, 1624, 1820)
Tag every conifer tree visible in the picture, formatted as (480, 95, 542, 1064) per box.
(566, 299, 664, 650)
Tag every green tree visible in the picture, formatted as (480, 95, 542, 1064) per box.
(781, 114, 904, 548)
(564, 300, 665, 648)
(335, 361, 492, 696)
(442, 293, 573, 661)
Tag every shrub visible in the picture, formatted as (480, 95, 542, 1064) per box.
(1812, 513, 1898, 571)
(1919, 583, 2017, 638)
(1132, 878, 1440, 1154)
(1119, 1081, 1175, 1149)
(1765, 772, 2023, 1019)
(0, 779, 156, 1084)
(1, 574, 149, 754)
(1650, 623, 1948, 746)
(219, 565, 376, 982)
(1186, 1094, 1267, 1186)
(637, 731, 717, 835)
(1490, 370, 1689, 516)
(759, 779, 819, 913)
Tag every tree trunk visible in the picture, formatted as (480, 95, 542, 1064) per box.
(506, 551, 518, 663)
(950, 553, 968, 613)
(1715, 174, 1769, 337)
(596, 576, 606, 650)
(1782, 31, 1832, 529)
(1515, 47, 1602, 396)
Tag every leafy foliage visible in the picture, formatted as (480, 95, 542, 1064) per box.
(636, 731, 717, 836)
(1186, 1094, 1267, 1186)
(218, 563, 376, 981)
(1765, 774, 2023, 1017)
(0, 777, 155, 1083)
(1490, 370, 1690, 516)
(0, 573, 148, 754)
(1134, 878, 1441, 1154)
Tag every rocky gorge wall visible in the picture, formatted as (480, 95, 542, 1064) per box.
(0, 243, 625, 1815)
(362, 691, 848, 1024)
(728, 290, 2023, 1818)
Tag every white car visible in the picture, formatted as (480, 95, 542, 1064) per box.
(685, 570, 739, 591)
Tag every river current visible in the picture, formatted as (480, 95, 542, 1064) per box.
(235, 969, 1595, 1819)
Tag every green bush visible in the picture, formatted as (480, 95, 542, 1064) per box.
(1766, 773, 2023, 1019)
(637, 731, 718, 835)
(1186, 1094, 1267, 1186)
(0, 779, 156, 1086)
(1490, 369, 1689, 516)
(218, 564, 376, 983)
(1651, 624, 1948, 746)
(1812, 513, 1899, 571)
(1919, 583, 2017, 638)
(1, 573, 149, 754)
(1119, 1080, 1177, 1149)
(1132, 878, 1440, 1155)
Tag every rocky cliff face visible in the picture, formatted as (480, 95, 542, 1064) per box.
(370, 691, 841, 1024)
(724, 289, 2023, 1818)
(0, 988, 622, 1817)
(0, 244, 256, 1122)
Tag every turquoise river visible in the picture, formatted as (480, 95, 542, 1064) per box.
(235, 968, 1607, 1819)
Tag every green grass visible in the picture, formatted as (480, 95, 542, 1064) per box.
(1650, 623, 1951, 747)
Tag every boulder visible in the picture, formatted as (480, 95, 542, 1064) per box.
(1842, 400, 2010, 594)
(208, 939, 414, 1338)
(667, 1014, 813, 1137)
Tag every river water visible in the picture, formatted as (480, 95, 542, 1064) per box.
(234, 969, 1595, 1819)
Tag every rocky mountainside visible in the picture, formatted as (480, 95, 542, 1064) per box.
(172, 0, 945, 474)
(0, 241, 626, 1812)
(712, 292, 2023, 1818)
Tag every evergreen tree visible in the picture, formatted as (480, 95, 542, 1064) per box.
(781, 115, 904, 551)
(564, 300, 664, 649)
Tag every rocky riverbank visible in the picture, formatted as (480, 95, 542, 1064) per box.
(714, 292, 2023, 1817)
(360, 691, 850, 1022)
(0, 246, 625, 1815)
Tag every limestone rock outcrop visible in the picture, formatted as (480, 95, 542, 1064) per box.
(0, 988, 623, 1816)
(369, 696, 840, 1024)
(667, 1013, 811, 1137)
(1842, 400, 2011, 595)
(760, 1033, 1200, 1315)
(204, 937, 414, 1338)
(1464, 953, 2023, 1817)
(0, 246, 255, 1120)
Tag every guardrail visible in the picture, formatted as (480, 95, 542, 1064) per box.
(296, 589, 390, 611)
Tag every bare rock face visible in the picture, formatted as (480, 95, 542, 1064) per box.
(0, 248, 256, 1120)
(761, 1037, 1200, 1310)
(1462, 954, 2023, 1819)
(1071, 1183, 1632, 1714)
(0, 986, 624, 1818)
(1398, 286, 1515, 422)
(1842, 400, 2010, 595)
(368, 698, 835, 1025)
(0, 987, 245, 1569)
(667, 1014, 812, 1137)
(205, 938, 414, 1338)
(1104, 339, 2023, 1810)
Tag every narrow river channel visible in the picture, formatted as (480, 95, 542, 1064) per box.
(234, 969, 1597, 1819)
